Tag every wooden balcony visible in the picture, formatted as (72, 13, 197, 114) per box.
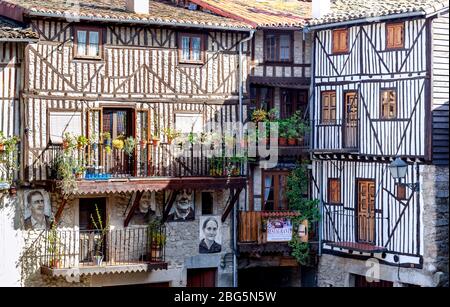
(40, 226, 167, 277)
(238, 211, 308, 255)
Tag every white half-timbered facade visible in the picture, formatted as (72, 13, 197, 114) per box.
(309, 0, 449, 287)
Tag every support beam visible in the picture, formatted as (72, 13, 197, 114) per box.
(54, 197, 68, 224)
(124, 190, 144, 227)
(161, 190, 179, 223)
(221, 187, 243, 223)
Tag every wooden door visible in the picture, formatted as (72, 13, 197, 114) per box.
(343, 92, 358, 149)
(187, 268, 217, 287)
(354, 275, 393, 287)
(357, 180, 375, 243)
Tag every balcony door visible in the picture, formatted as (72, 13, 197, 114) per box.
(79, 198, 107, 263)
(343, 92, 358, 149)
(356, 180, 375, 244)
(102, 108, 135, 176)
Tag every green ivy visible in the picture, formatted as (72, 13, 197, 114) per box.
(286, 162, 320, 265)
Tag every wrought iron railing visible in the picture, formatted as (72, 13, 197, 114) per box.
(46, 142, 245, 180)
(41, 226, 166, 269)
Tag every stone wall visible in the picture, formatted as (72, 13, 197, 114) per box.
(14, 188, 235, 287)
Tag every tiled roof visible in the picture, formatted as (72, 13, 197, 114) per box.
(0, 15, 38, 40)
(189, 0, 311, 28)
(0, 0, 251, 30)
(309, 0, 449, 26)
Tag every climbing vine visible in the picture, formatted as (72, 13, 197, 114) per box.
(286, 163, 320, 265)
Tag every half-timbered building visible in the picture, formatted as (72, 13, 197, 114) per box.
(307, 0, 449, 287)
(0, 15, 38, 287)
(176, 0, 315, 287)
(0, 0, 255, 287)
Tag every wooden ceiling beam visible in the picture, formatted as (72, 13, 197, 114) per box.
(124, 190, 144, 227)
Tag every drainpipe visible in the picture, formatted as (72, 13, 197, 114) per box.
(233, 30, 255, 288)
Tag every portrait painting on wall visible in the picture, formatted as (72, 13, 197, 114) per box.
(199, 216, 222, 254)
(23, 189, 52, 230)
(130, 191, 156, 225)
(166, 189, 195, 222)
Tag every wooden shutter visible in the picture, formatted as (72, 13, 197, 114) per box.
(321, 91, 336, 123)
(381, 89, 397, 119)
(332, 29, 348, 53)
(386, 23, 404, 49)
(328, 178, 341, 204)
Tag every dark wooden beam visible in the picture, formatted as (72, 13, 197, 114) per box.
(161, 190, 180, 223)
(124, 190, 144, 227)
(221, 187, 243, 223)
(54, 197, 68, 224)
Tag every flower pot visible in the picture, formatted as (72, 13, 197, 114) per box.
(151, 245, 162, 260)
(9, 186, 17, 196)
(288, 138, 297, 146)
(297, 137, 305, 146)
(75, 172, 83, 180)
(278, 137, 287, 146)
(62, 140, 69, 150)
(0, 143, 4, 152)
(93, 255, 103, 266)
(152, 139, 160, 147)
(50, 259, 60, 268)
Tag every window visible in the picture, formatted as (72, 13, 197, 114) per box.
(386, 22, 404, 49)
(201, 192, 213, 215)
(250, 86, 274, 112)
(321, 91, 336, 124)
(48, 111, 82, 143)
(380, 89, 397, 119)
(262, 170, 289, 211)
(280, 89, 308, 119)
(332, 29, 349, 54)
(264, 32, 292, 62)
(179, 33, 204, 64)
(74, 27, 102, 59)
(328, 178, 341, 204)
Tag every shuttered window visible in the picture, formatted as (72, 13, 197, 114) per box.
(262, 170, 290, 211)
(386, 22, 404, 49)
(321, 91, 336, 124)
(328, 178, 341, 204)
(332, 29, 348, 54)
(380, 89, 397, 119)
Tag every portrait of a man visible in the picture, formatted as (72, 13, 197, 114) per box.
(23, 190, 51, 230)
(199, 216, 222, 254)
(167, 189, 195, 222)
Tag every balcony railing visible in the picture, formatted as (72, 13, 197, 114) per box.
(312, 119, 359, 152)
(41, 226, 166, 270)
(45, 142, 245, 180)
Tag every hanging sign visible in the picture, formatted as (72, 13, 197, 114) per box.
(266, 217, 293, 242)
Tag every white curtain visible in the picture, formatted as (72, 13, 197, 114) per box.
(77, 30, 87, 56)
(88, 31, 99, 57)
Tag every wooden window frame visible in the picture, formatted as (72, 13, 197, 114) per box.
(280, 88, 308, 119)
(73, 25, 103, 60)
(385, 22, 405, 50)
(332, 28, 349, 54)
(263, 31, 294, 64)
(261, 170, 290, 211)
(327, 178, 341, 205)
(380, 88, 397, 119)
(178, 33, 205, 65)
(320, 90, 337, 124)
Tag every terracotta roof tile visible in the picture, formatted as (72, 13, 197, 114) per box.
(309, 0, 449, 26)
(0, 15, 38, 40)
(0, 0, 251, 29)
(189, 0, 311, 27)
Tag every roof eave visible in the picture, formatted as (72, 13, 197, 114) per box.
(25, 11, 253, 32)
(0, 37, 38, 42)
(305, 10, 426, 31)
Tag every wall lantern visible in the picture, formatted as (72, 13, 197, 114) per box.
(388, 157, 419, 192)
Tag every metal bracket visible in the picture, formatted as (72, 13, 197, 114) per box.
(405, 182, 420, 192)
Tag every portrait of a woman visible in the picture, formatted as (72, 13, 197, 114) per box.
(199, 217, 222, 254)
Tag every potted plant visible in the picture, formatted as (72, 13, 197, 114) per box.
(0, 131, 5, 152)
(287, 126, 299, 146)
(124, 136, 136, 155)
(278, 120, 288, 146)
(77, 135, 89, 149)
(162, 128, 181, 145)
(251, 108, 268, 123)
(112, 138, 124, 150)
(90, 204, 109, 266)
(147, 219, 166, 260)
(47, 223, 62, 268)
(102, 132, 111, 146)
(151, 135, 160, 147)
(62, 132, 75, 151)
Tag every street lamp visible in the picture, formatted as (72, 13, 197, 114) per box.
(388, 157, 419, 192)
